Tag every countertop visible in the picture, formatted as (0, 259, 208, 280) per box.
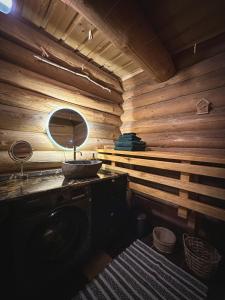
(0, 169, 127, 202)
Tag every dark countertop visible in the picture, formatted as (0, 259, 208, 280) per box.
(0, 169, 127, 202)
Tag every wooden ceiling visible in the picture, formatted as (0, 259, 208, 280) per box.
(13, 0, 225, 81)
(142, 0, 225, 55)
(13, 0, 141, 80)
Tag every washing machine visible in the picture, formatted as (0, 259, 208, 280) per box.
(9, 185, 92, 299)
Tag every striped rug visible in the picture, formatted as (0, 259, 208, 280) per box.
(74, 239, 208, 300)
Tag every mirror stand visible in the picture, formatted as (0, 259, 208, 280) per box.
(8, 140, 33, 180)
(16, 161, 28, 179)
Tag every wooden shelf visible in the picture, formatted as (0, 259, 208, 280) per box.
(97, 149, 225, 222)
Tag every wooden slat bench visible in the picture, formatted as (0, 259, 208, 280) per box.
(97, 149, 225, 222)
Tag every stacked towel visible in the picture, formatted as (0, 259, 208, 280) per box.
(114, 133, 146, 151)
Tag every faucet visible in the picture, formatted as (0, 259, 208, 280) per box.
(73, 146, 82, 160)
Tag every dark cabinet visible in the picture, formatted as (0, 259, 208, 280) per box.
(91, 175, 128, 248)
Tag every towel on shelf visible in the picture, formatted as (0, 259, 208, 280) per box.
(114, 132, 146, 151)
(115, 141, 145, 147)
(115, 145, 146, 151)
(117, 135, 141, 142)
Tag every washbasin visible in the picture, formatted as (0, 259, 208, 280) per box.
(62, 160, 102, 179)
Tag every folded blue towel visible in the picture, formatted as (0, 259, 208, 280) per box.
(122, 133, 136, 136)
(114, 133, 146, 151)
(118, 135, 141, 142)
(114, 146, 145, 151)
(115, 141, 145, 147)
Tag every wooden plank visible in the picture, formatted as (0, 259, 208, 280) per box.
(97, 149, 225, 164)
(0, 82, 121, 127)
(0, 149, 97, 173)
(0, 129, 113, 151)
(122, 86, 225, 122)
(98, 153, 225, 178)
(123, 51, 225, 98)
(0, 59, 122, 116)
(121, 112, 225, 134)
(101, 164, 225, 201)
(0, 13, 122, 93)
(173, 33, 225, 70)
(138, 131, 225, 149)
(128, 182, 225, 222)
(123, 67, 225, 109)
(0, 104, 120, 139)
(177, 207, 188, 219)
(0, 36, 123, 104)
(147, 147, 225, 156)
(178, 161, 190, 219)
(61, 0, 175, 82)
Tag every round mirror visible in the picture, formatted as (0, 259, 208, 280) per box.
(47, 108, 88, 150)
(8, 140, 33, 162)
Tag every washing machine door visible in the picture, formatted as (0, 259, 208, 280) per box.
(27, 205, 90, 274)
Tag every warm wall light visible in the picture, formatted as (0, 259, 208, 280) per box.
(0, 0, 12, 14)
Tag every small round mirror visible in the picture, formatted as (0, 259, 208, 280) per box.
(47, 108, 88, 150)
(8, 140, 33, 162)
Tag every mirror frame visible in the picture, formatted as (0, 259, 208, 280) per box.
(8, 140, 33, 162)
(46, 108, 89, 151)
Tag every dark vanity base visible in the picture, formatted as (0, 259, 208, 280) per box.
(0, 169, 128, 300)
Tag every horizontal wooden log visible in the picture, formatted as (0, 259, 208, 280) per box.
(139, 131, 225, 149)
(98, 153, 225, 179)
(121, 86, 225, 122)
(0, 104, 120, 139)
(0, 129, 114, 151)
(122, 71, 154, 91)
(62, 0, 175, 82)
(147, 147, 225, 156)
(0, 36, 122, 104)
(123, 51, 225, 97)
(173, 33, 225, 70)
(0, 59, 122, 116)
(0, 150, 96, 173)
(97, 149, 225, 164)
(121, 111, 225, 134)
(0, 162, 61, 174)
(127, 182, 225, 221)
(123, 67, 225, 110)
(0, 82, 121, 127)
(0, 13, 122, 93)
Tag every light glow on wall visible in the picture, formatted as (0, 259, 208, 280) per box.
(0, 0, 13, 14)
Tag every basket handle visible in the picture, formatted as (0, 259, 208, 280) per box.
(182, 233, 190, 248)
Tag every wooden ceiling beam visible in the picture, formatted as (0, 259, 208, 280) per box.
(0, 13, 123, 93)
(61, 0, 175, 82)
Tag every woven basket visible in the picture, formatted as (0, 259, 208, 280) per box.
(153, 227, 176, 254)
(183, 234, 221, 279)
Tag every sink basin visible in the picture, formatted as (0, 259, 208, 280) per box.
(62, 160, 102, 179)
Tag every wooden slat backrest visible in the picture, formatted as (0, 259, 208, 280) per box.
(97, 149, 225, 221)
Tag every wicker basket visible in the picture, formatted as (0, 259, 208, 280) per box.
(153, 227, 176, 254)
(183, 234, 221, 279)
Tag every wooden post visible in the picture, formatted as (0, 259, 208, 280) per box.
(178, 161, 197, 232)
(178, 161, 190, 219)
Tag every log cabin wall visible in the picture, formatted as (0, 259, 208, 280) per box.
(121, 34, 225, 156)
(0, 15, 123, 174)
(120, 34, 225, 237)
